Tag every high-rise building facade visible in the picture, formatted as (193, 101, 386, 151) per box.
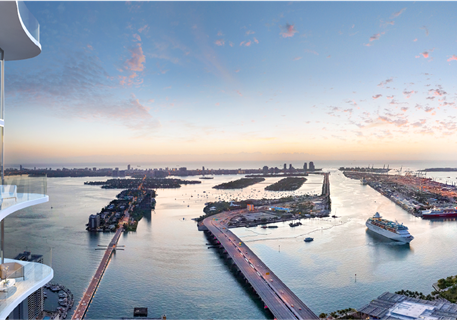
(0, 2, 54, 319)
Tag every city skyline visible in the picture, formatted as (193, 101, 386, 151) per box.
(5, 1, 457, 164)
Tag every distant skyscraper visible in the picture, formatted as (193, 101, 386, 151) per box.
(283, 163, 287, 171)
(289, 164, 293, 171)
(20, 164, 23, 170)
(303, 163, 308, 171)
(128, 164, 131, 171)
(309, 162, 315, 171)
(263, 166, 269, 174)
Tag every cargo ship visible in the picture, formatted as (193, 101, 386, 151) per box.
(366, 212, 413, 243)
(421, 207, 457, 219)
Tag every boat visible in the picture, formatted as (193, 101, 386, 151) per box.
(421, 207, 457, 219)
(366, 212, 413, 243)
(267, 225, 278, 228)
(304, 237, 314, 242)
(199, 176, 214, 179)
(360, 178, 368, 185)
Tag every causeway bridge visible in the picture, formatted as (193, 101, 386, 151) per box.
(203, 215, 318, 319)
(71, 226, 124, 320)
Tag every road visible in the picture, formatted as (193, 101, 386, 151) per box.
(71, 226, 124, 320)
(204, 211, 318, 320)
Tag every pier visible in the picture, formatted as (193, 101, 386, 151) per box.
(203, 214, 318, 320)
(71, 226, 124, 320)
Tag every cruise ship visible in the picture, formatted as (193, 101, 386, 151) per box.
(366, 212, 414, 243)
(421, 207, 457, 219)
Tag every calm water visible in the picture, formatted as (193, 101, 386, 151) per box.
(4, 161, 457, 319)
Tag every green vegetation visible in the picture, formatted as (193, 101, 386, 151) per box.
(213, 178, 265, 189)
(265, 177, 306, 191)
(326, 308, 356, 319)
(319, 313, 327, 318)
(85, 178, 201, 189)
(395, 290, 435, 301)
(435, 276, 457, 303)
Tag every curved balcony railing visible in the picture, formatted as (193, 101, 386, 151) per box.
(0, 175, 47, 220)
(17, 1, 40, 43)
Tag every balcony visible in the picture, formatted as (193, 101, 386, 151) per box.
(0, 175, 48, 221)
(0, 1, 41, 61)
(0, 258, 53, 318)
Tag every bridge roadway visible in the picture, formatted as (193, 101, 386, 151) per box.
(204, 213, 318, 320)
(71, 226, 124, 320)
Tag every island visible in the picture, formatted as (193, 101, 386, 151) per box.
(212, 177, 265, 190)
(265, 177, 306, 191)
(84, 178, 201, 189)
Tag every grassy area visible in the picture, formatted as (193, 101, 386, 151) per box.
(265, 177, 306, 191)
(437, 276, 457, 303)
(213, 177, 265, 189)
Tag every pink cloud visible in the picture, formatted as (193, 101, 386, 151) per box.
(87, 44, 93, 50)
(253, 37, 259, 44)
(235, 69, 240, 73)
(229, 42, 234, 47)
(215, 39, 225, 46)
(239, 41, 245, 46)
(236, 90, 242, 97)
(413, 38, 417, 42)
(246, 30, 255, 35)
(126, 52, 145, 73)
(391, 8, 406, 18)
(138, 25, 148, 33)
(429, 88, 447, 96)
(280, 23, 298, 38)
(369, 32, 384, 42)
(245, 41, 252, 47)
(447, 55, 457, 62)
(304, 49, 319, 55)
(386, 95, 394, 99)
(215, 102, 220, 106)
(217, 31, 224, 36)
(148, 99, 155, 103)
(372, 94, 382, 100)
(293, 57, 302, 61)
(164, 86, 171, 90)
(403, 90, 415, 98)
(424, 106, 434, 112)
(421, 51, 429, 58)
(133, 34, 141, 42)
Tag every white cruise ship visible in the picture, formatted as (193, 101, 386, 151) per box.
(366, 212, 414, 243)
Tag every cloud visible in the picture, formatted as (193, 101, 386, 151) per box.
(239, 41, 245, 46)
(401, 107, 409, 112)
(148, 99, 155, 103)
(421, 51, 429, 58)
(403, 90, 415, 98)
(245, 40, 252, 47)
(304, 49, 319, 55)
(235, 69, 240, 73)
(293, 57, 302, 61)
(369, 32, 384, 42)
(280, 23, 298, 38)
(215, 39, 225, 46)
(215, 102, 220, 106)
(125, 43, 146, 72)
(236, 90, 242, 97)
(164, 86, 172, 90)
(391, 8, 406, 18)
(229, 42, 234, 47)
(6, 50, 158, 133)
(217, 31, 224, 36)
(378, 115, 408, 127)
(377, 78, 393, 87)
(253, 37, 259, 44)
(429, 88, 447, 96)
(424, 106, 435, 112)
(386, 95, 394, 99)
(327, 55, 331, 58)
(372, 94, 382, 100)
(87, 44, 93, 50)
(246, 30, 255, 35)
(413, 38, 417, 42)
(447, 55, 457, 62)
(133, 34, 141, 42)
(420, 26, 429, 36)
(138, 25, 148, 33)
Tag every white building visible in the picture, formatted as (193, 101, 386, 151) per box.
(0, 2, 53, 319)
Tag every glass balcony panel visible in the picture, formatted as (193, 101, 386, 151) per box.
(17, 1, 40, 43)
(0, 258, 53, 318)
(1, 175, 47, 211)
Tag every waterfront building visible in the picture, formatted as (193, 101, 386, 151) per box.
(89, 214, 101, 230)
(262, 166, 268, 174)
(304, 162, 308, 171)
(309, 162, 315, 171)
(358, 292, 457, 320)
(0, 2, 53, 319)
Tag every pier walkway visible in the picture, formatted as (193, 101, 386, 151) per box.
(71, 226, 124, 320)
(203, 214, 318, 320)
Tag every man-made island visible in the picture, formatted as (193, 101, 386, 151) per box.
(265, 177, 306, 191)
(213, 177, 265, 190)
(84, 178, 200, 189)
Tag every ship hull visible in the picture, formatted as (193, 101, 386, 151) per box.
(422, 213, 457, 219)
(366, 221, 413, 243)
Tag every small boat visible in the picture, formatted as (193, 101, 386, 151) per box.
(304, 237, 314, 242)
(261, 225, 267, 229)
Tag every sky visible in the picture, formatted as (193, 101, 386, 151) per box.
(5, 1, 457, 165)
